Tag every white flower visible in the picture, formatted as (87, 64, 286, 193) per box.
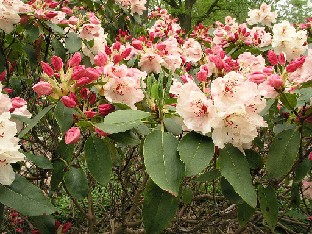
(182, 38, 203, 63)
(176, 80, 216, 134)
(138, 50, 164, 74)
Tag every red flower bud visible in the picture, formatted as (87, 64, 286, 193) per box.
(267, 50, 278, 66)
(66, 52, 81, 68)
(94, 52, 108, 66)
(61, 96, 77, 108)
(98, 104, 115, 116)
(268, 74, 283, 89)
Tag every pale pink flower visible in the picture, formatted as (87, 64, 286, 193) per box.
(130, 0, 146, 16)
(138, 50, 164, 74)
(182, 38, 203, 63)
(176, 80, 216, 134)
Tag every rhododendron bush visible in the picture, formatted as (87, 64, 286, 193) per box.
(0, 0, 311, 233)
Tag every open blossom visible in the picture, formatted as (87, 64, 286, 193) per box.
(0, 0, 28, 33)
(0, 112, 25, 185)
(272, 21, 307, 61)
(130, 0, 146, 16)
(182, 38, 203, 63)
(175, 80, 216, 134)
(104, 65, 147, 109)
(246, 3, 277, 26)
(138, 50, 164, 74)
(238, 52, 266, 74)
(210, 72, 267, 149)
(33, 81, 53, 97)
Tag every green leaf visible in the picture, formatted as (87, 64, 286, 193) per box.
(54, 101, 75, 134)
(238, 202, 255, 227)
(109, 131, 140, 146)
(164, 118, 182, 136)
(266, 129, 300, 179)
(244, 149, 263, 170)
(300, 80, 312, 88)
(258, 185, 278, 231)
(178, 132, 214, 176)
(23, 44, 37, 67)
(18, 105, 53, 138)
(294, 159, 312, 183)
(52, 38, 66, 61)
(0, 175, 55, 216)
(218, 145, 257, 208)
(65, 32, 82, 53)
(273, 123, 295, 135)
(196, 169, 221, 182)
(143, 130, 184, 196)
(182, 188, 193, 205)
(295, 87, 312, 107)
(280, 93, 297, 110)
(64, 167, 88, 200)
(24, 152, 53, 169)
(24, 24, 40, 42)
(30, 215, 55, 234)
(46, 22, 65, 34)
(220, 177, 243, 204)
(85, 136, 112, 186)
(94, 110, 150, 134)
(143, 180, 178, 234)
(10, 114, 31, 124)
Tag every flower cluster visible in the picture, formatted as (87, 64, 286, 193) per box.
(246, 3, 277, 26)
(0, 0, 32, 33)
(0, 84, 26, 185)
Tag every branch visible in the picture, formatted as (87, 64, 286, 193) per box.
(196, 0, 221, 24)
(163, 0, 179, 8)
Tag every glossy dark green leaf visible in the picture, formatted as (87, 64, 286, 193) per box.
(54, 101, 75, 134)
(64, 167, 88, 200)
(143, 180, 178, 234)
(24, 152, 53, 169)
(65, 32, 82, 53)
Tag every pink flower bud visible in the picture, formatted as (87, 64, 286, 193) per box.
(309, 152, 312, 161)
(113, 55, 122, 64)
(286, 56, 305, 73)
(80, 88, 90, 100)
(105, 46, 112, 55)
(278, 53, 286, 65)
(98, 104, 115, 116)
(94, 53, 108, 66)
(51, 56, 63, 71)
(249, 72, 267, 84)
(95, 127, 108, 137)
(263, 66, 274, 75)
(85, 68, 100, 80)
(61, 96, 77, 108)
(88, 93, 96, 105)
(0, 70, 6, 82)
(113, 41, 121, 51)
(68, 16, 78, 25)
(11, 97, 27, 109)
(33, 81, 53, 96)
(85, 109, 96, 118)
(41, 62, 54, 77)
(76, 77, 91, 87)
(61, 7, 73, 15)
(268, 74, 283, 89)
(66, 52, 81, 68)
(121, 48, 132, 59)
(132, 40, 143, 50)
(45, 11, 58, 19)
(3, 88, 13, 94)
(267, 50, 278, 66)
(65, 127, 80, 144)
(196, 70, 208, 82)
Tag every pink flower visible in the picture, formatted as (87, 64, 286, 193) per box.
(249, 72, 267, 84)
(66, 52, 82, 68)
(308, 152, 312, 161)
(98, 104, 115, 116)
(65, 127, 80, 144)
(51, 56, 63, 71)
(94, 52, 108, 66)
(33, 81, 53, 96)
(61, 96, 77, 108)
(138, 51, 164, 74)
(11, 97, 27, 109)
(85, 110, 96, 119)
(132, 40, 143, 50)
(196, 70, 208, 82)
(41, 62, 54, 77)
(268, 74, 283, 89)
